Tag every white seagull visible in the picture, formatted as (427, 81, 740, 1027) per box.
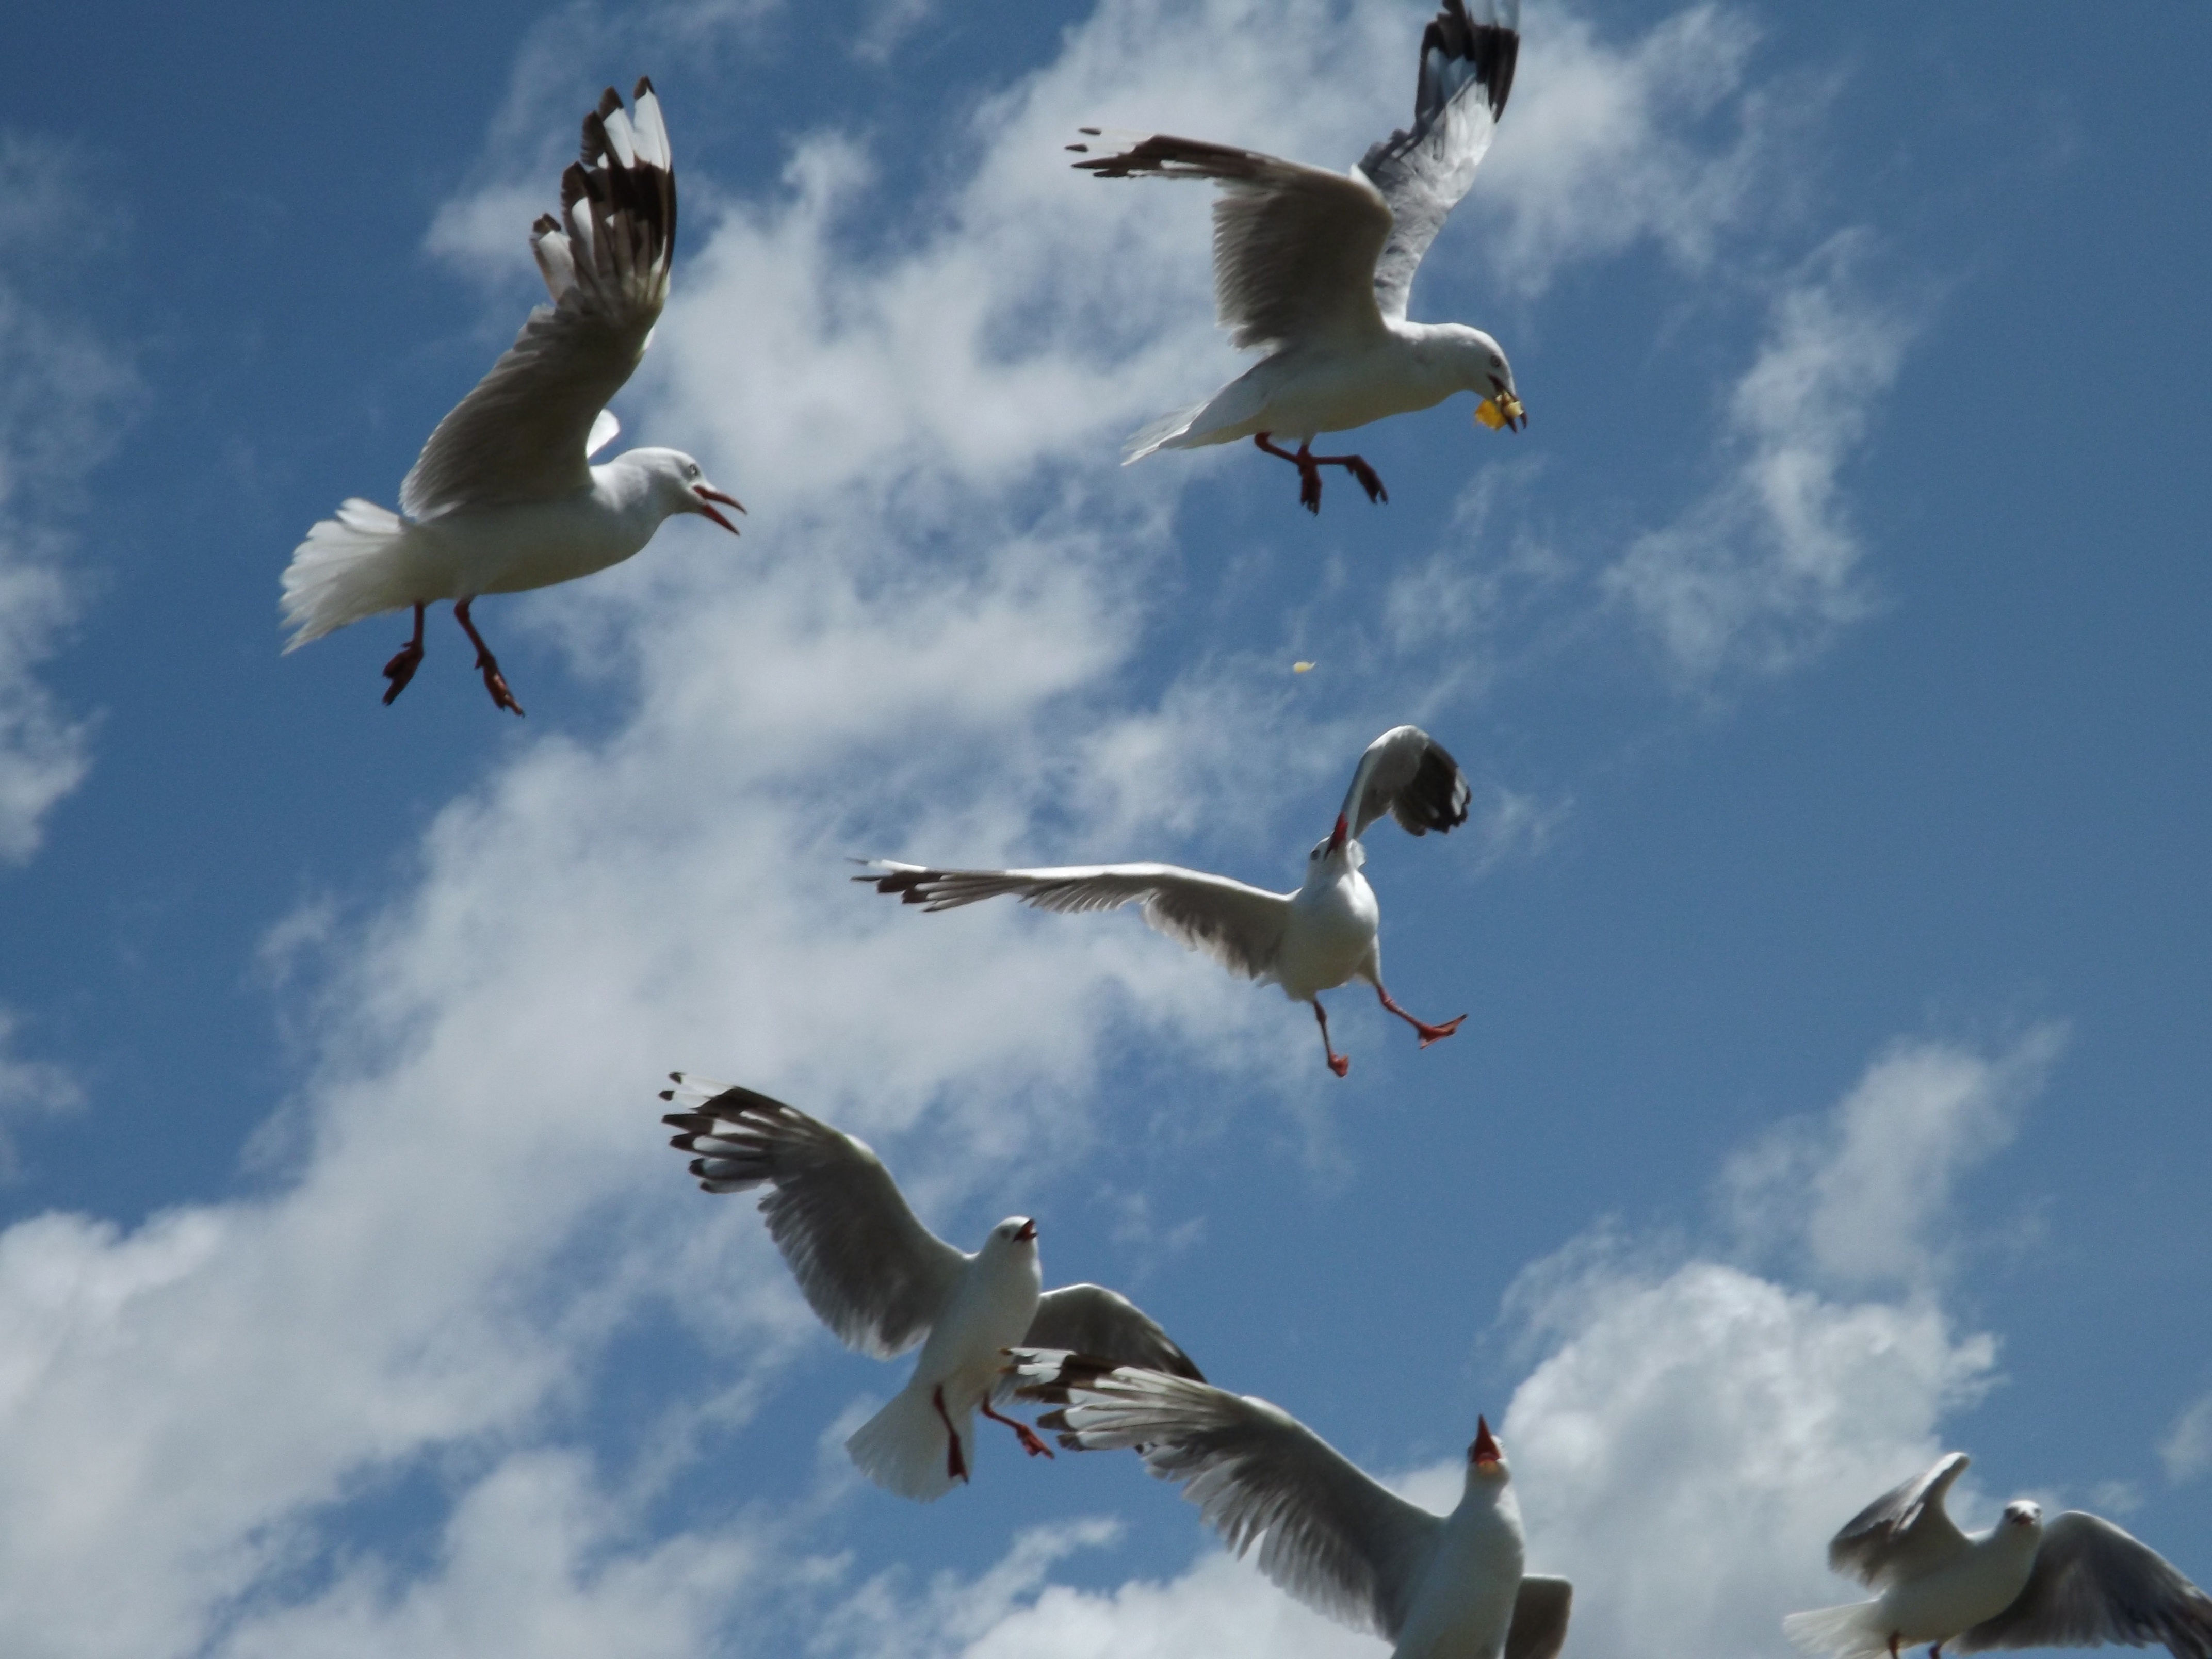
(1785, 1452, 2212, 1659)
(1070, 0, 1526, 514)
(856, 724, 1473, 1077)
(281, 78, 743, 715)
(659, 1077, 1202, 1502)
(1008, 1352, 1572, 1659)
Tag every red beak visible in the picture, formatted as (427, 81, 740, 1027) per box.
(1470, 1417, 1500, 1468)
(1014, 1219, 1038, 1242)
(1326, 813, 1348, 854)
(693, 484, 747, 535)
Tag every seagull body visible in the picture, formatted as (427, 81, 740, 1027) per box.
(1073, 0, 1526, 513)
(1786, 1453, 2212, 1659)
(1009, 1353, 1571, 1659)
(658, 1078, 1200, 1502)
(856, 724, 1474, 1075)
(281, 80, 742, 715)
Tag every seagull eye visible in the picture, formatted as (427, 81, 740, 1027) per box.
(1489, 354, 1502, 370)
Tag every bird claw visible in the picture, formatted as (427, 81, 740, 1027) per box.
(380, 643, 425, 706)
(1326, 1053, 1351, 1077)
(1414, 1015, 1466, 1048)
(1344, 456, 1388, 503)
(1013, 1423, 1055, 1460)
(1298, 465, 1324, 514)
(473, 649, 525, 718)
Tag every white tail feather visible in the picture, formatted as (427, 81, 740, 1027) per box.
(280, 499, 420, 649)
(846, 1382, 970, 1503)
(1782, 1602, 1889, 1659)
(1121, 402, 1207, 463)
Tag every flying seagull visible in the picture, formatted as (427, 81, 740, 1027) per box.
(1785, 1452, 2212, 1659)
(1009, 1352, 1572, 1659)
(856, 724, 1473, 1076)
(281, 79, 743, 715)
(658, 1077, 1201, 1502)
(1070, 0, 1526, 513)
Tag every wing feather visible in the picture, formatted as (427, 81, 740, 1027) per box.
(1020, 1285, 1205, 1381)
(1828, 1454, 1973, 1589)
(1359, 0, 1520, 321)
(1341, 724, 1473, 840)
(400, 79, 674, 519)
(856, 860, 1290, 983)
(1957, 1514, 2212, 1659)
(659, 1078, 967, 1359)
(1008, 1354, 1442, 1640)
(1073, 133, 1391, 351)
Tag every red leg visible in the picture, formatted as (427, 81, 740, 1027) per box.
(980, 1396, 1055, 1459)
(1304, 446, 1388, 505)
(381, 604, 427, 705)
(1313, 1001, 1350, 1077)
(932, 1385, 970, 1484)
(1375, 984, 1466, 1048)
(1255, 432, 1325, 514)
(1887, 1637, 1900, 1659)
(452, 597, 524, 717)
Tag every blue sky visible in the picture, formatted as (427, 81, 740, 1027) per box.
(0, 1, 2206, 1654)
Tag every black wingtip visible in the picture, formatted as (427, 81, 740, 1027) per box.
(634, 75, 656, 99)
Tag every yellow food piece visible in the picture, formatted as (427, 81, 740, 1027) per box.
(1474, 399, 1507, 430)
(1292, 661, 1315, 673)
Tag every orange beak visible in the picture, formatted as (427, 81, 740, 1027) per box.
(693, 484, 747, 534)
(1471, 1416, 1501, 1469)
(1326, 813, 1348, 854)
(1014, 1219, 1038, 1242)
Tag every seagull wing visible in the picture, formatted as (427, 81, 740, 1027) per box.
(400, 79, 675, 519)
(1072, 133, 1392, 351)
(1359, 0, 1520, 322)
(660, 1079, 967, 1359)
(1341, 724, 1473, 840)
(1828, 1453, 1974, 1589)
(1008, 1353, 1442, 1641)
(1020, 1285, 1205, 1382)
(1956, 1513, 2212, 1659)
(1507, 1576, 1576, 1659)
(856, 860, 1291, 983)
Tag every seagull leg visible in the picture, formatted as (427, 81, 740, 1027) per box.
(1886, 1636, 1901, 1659)
(1255, 432, 1327, 514)
(1312, 1001, 1351, 1077)
(452, 597, 525, 718)
(979, 1397, 1055, 1459)
(1305, 446, 1388, 506)
(932, 1385, 970, 1484)
(1375, 985, 1466, 1048)
(380, 604, 427, 706)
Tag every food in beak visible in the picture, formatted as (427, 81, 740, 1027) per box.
(1475, 398, 1508, 430)
(1475, 396, 1527, 433)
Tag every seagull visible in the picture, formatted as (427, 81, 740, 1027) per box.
(281, 78, 743, 715)
(1008, 1351, 1572, 1659)
(1069, 0, 1526, 514)
(658, 1077, 1202, 1502)
(1785, 1452, 2212, 1659)
(856, 724, 1473, 1076)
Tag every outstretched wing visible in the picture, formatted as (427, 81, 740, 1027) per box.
(855, 860, 1290, 983)
(1071, 132, 1392, 352)
(1828, 1453, 1973, 1589)
(1341, 724, 1473, 840)
(401, 79, 675, 518)
(659, 1077, 967, 1359)
(1359, 0, 1520, 321)
(1007, 1353, 1441, 1641)
(1957, 1512, 2212, 1659)
(1020, 1285, 1205, 1382)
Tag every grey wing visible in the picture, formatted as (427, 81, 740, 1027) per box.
(1957, 1514, 2212, 1659)
(659, 1077, 967, 1358)
(1006, 1353, 1441, 1641)
(1507, 1576, 1575, 1659)
(1341, 724, 1473, 840)
(400, 80, 675, 518)
(1021, 1284, 1205, 1381)
(1359, 0, 1520, 321)
(855, 860, 1291, 982)
(1071, 133, 1391, 351)
(1829, 1453, 1973, 1588)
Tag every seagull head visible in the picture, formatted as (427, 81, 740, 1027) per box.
(990, 1217, 1040, 1250)
(1451, 328, 1525, 434)
(629, 447, 747, 534)
(1466, 1416, 1509, 1481)
(1307, 816, 1365, 873)
(2002, 1501, 2043, 1531)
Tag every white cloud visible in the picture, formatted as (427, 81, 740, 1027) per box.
(0, 1009, 83, 1177)
(2163, 1394, 2212, 1485)
(1604, 237, 1913, 679)
(0, 136, 138, 863)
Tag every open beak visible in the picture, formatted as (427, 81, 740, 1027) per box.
(1014, 1219, 1038, 1242)
(693, 484, 747, 535)
(1475, 389, 1527, 433)
(1470, 1416, 1501, 1469)
(1326, 813, 1348, 855)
